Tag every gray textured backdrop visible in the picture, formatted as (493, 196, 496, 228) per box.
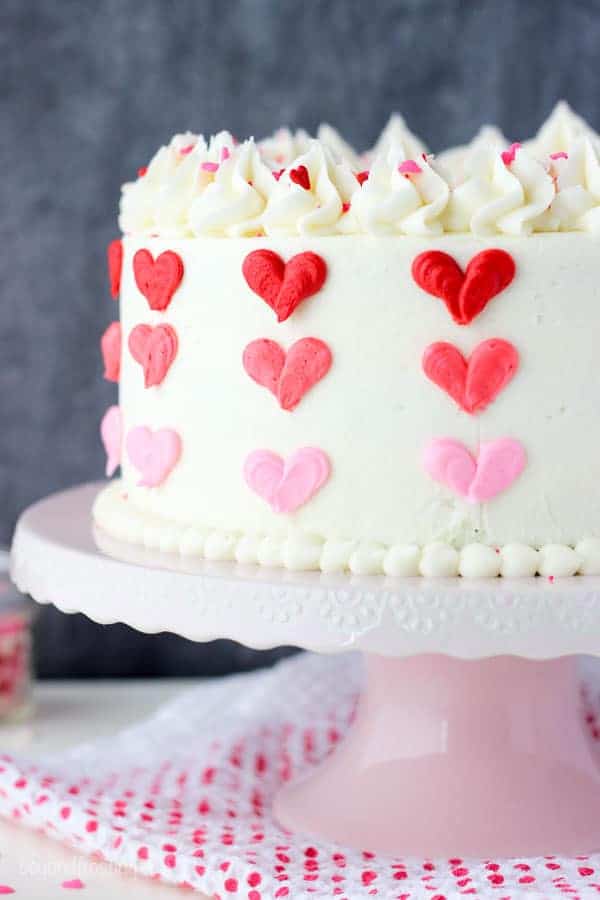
(2, 0, 599, 675)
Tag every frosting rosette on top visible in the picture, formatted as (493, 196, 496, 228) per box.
(442, 143, 555, 235)
(350, 146, 449, 236)
(545, 138, 600, 232)
(118, 102, 600, 237)
(189, 140, 275, 237)
(436, 125, 508, 186)
(525, 100, 600, 159)
(257, 128, 312, 169)
(367, 112, 428, 163)
(120, 131, 236, 237)
(261, 142, 357, 236)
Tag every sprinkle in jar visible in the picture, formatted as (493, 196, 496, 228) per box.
(0, 554, 34, 722)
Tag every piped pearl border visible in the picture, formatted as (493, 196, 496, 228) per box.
(93, 481, 600, 579)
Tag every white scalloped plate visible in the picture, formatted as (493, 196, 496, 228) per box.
(10, 482, 600, 658)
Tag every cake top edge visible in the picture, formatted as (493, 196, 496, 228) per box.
(120, 101, 600, 239)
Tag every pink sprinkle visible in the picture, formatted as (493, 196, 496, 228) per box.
(201, 162, 219, 173)
(550, 151, 568, 160)
(398, 159, 422, 175)
(272, 168, 284, 181)
(0, 888, 15, 895)
(220, 147, 231, 162)
(342, 201, 350, 213)
(62, 880, 85, 890)
(501, 142, 521, 166)
(548, 575, 555, 583)
(179, 144, 195, 156)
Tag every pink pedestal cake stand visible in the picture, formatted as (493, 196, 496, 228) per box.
(10, 482, 600, 858)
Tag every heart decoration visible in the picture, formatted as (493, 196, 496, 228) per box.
(100, 322, 122, 383)
(107, 239, 123, 299)
(422, 437, 526, 503)
(422, 339, 519, 414)
(244, 447, 330, 514)
(133, 249, 184, 312)
(289, 164, 311, 190)
(100, 406, 122, 477)
(243, 338, 332, 411)
(412, 249, 516, 325)
(242, 250, 327, 323)
(126, 426, 182, 488)
(128, 324, 179, 388)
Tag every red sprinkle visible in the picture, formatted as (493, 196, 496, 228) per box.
(342, 202, 350, 213)
(398, 159, 422, 175)
(356, 170, 369, 185)
(290, 165, 311, 190)
(137, 166, 148, 178)
(501, 142, 521, 166)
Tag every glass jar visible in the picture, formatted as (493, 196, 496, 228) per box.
(0, 554, 34, 722)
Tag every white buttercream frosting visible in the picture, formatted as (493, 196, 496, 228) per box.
(436, 125, 508, 184)
(442, 143, 555, 235)
(525, 100, 600, 158)
(367, 113, 428, 163)
(261, 142, 357, 237)
(257, 127, 312, 168)
(120, 131, 235, 237)
(350, 148, 449, 236)
(119, 103, 600, 237)
(189, 139, 274, 237)
(94, 476, 600, 580)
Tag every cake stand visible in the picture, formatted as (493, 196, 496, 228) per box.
(10, 482, 600, 858)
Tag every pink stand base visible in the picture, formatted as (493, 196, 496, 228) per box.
(274, 654, 600, 857)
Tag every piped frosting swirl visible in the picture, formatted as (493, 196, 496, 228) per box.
(119, 102, 600, 237)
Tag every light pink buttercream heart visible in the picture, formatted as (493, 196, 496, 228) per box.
(422, 438, 526, 503)
(126, 426, 182, 488)
(100, 405, 122, 477)
(243, 447, 330, 513)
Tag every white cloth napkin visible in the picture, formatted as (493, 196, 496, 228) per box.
(0, 652, 599, 898)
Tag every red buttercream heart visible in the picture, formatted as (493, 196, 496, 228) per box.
(243, 338, 332, 410)
(289, 164, 311, 190)
(412, 249, 516, 325)
(107, 239, 123, 299)
(242, 250, 327, 322)
(133, 249, 184, 312)
(100, 322, 122, 383)
(128, 324, 179, 388)
(422, 338, 519, 414)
